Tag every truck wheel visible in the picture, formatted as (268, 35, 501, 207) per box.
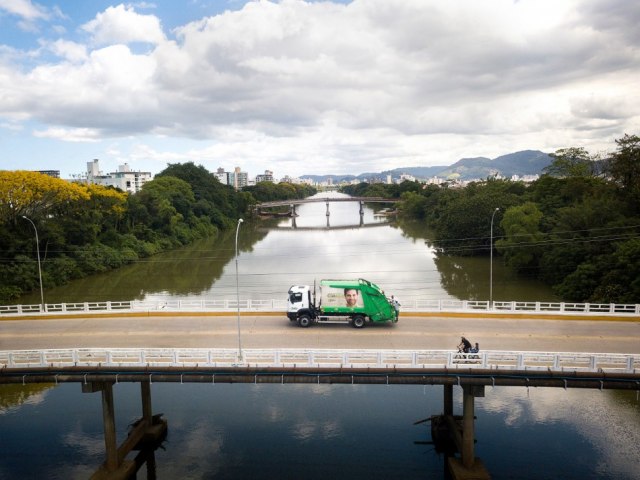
(298, 315, 312, 328)
(352, 315, 366, 328)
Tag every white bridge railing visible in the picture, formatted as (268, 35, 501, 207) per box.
(1, 348, 638, 374)
(1, 299, 639, 316)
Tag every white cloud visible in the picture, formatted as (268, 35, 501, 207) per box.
(81, 4, 166, 46)
(33, 127, 102, 142)
(44, 39, 87, 63)
(0, 0, 48, 21)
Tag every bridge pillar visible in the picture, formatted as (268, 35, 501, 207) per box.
(447, 385, 490, 480)
(326, 201, 330, 217)
(359, 201, 364, 215)
(83, 381, 167, 480)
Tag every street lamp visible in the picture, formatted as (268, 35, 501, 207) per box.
(22, 216, 45, 310)
(235, 218, 244, 362)
(489, 208, 500, 308)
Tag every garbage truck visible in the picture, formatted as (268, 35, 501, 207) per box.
(286, 278, 398, 328)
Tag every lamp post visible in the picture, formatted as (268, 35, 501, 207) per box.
(489, 208, 499, 308)
(22, 216, 45, 310)
(235, 218, 244, 362)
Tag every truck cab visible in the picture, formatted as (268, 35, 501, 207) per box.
(287, 285, 314, 326)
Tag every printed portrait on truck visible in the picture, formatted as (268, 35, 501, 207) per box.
(321, 286, 364, 308)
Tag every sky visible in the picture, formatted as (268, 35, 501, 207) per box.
(0, 0, 638, 180)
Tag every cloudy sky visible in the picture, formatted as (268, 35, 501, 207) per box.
(0, 0, 638, 179)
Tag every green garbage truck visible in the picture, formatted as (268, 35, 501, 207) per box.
(286, 278, 399, 328)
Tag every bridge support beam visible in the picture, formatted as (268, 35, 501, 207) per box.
(83, 381, 167, 480)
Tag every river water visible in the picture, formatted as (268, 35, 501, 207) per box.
(3, 192, 640, 479)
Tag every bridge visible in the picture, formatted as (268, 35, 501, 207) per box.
(254, 196, 399, 217)
(2, 304, 638, 479)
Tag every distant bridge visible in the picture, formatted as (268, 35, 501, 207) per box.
(254, 196, 400, 217)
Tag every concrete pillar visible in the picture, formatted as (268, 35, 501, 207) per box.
(326, 201, 330, 217)
(359, 201, 364, 215)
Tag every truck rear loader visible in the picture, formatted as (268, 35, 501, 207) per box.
(287, 278, 399, 328)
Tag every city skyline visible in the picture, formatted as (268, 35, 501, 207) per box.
(1, 0, 638, 179)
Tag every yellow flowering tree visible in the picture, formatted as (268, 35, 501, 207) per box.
(0, 171, 90, 224)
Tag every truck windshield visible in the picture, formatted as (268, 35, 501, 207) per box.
(289, 292, 303, 303)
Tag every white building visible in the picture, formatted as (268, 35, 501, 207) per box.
(86, 159, 152, 194)
(255, 170, 274, 183)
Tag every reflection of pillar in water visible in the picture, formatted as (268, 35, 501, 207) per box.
(326, 215, 330, 228)
(462, 385, 475, 469)
(101, 382, 118, 472)
(292, 216, 297, 228)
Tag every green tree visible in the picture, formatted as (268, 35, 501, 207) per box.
(495, 202, 544, 272)
(544, 147, 595, 178)
(605, 133, 640, 207)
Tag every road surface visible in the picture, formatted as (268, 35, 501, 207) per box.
(1, 314, 639, 353)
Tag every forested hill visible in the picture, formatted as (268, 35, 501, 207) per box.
(302, 150, 552, 183)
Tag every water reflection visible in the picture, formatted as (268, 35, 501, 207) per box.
(1, 383, 638, 479)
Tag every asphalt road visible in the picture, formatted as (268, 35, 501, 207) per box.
(1, 314, 639, 354)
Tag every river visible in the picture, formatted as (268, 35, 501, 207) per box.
(14, 191, 556, 305)
(3, 192, 639, 479)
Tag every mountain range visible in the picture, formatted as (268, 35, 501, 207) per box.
(302, 150, 553, 183)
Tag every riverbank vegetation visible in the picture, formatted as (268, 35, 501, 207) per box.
(342, 134, 640, 303)
(0, 162, 315, 302)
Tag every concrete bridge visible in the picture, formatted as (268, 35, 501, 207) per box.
(254, 196, 399, 217)
(2, 308, 638, 479)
